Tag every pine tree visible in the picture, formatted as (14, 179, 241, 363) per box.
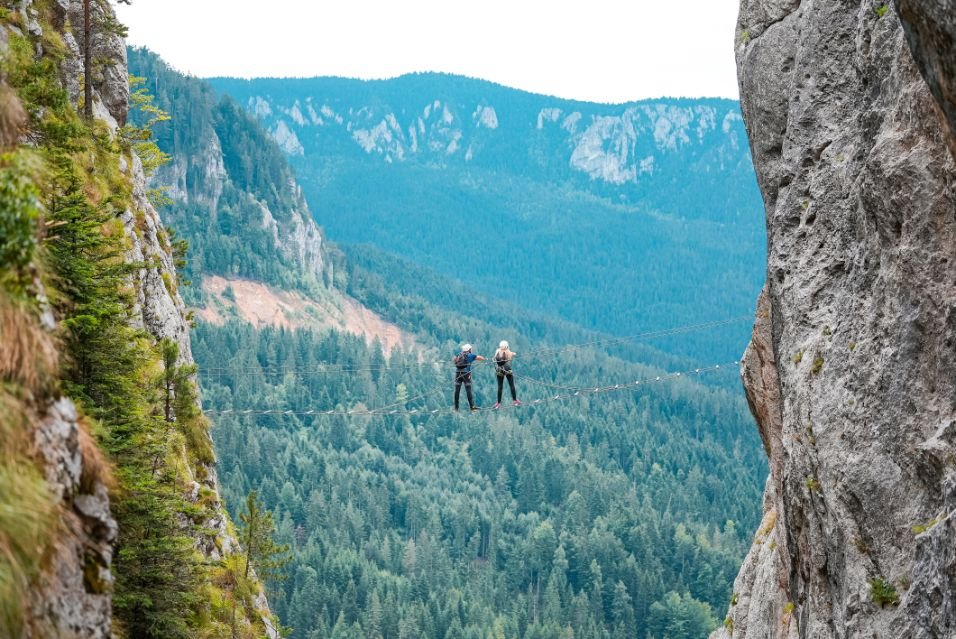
(589, 560, 605, 624)
(543, 545, 569, 625)
(240, 490, 292, 583)
(154, 338, 208, 472)
(610, 581, 635, 639)
(46, 160, 140, 420)
(122, 75, 170, 177)
(543, 575, 563, 627)
(365, 590, 383, 639)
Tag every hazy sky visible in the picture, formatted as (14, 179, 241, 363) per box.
(115, 0, 741, 103)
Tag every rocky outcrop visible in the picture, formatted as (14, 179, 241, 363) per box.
(725, 288, 796, 639)
(132, 48, 333, 294)
(212, 77, 752, 197)
(120, 134, 249, 568)
(4, 4, 122, 634)
(28, 398, 116, 639)
(161, 136, 228, 210)
(51, 0, 129, 129)
(108, 22, 277, 639)
(123, 150, 195, 364)
(6, 2, 275, 635)
(254, 187, 328, 287)
(714, 1, 956, 638)
(279, 193, 328, 282)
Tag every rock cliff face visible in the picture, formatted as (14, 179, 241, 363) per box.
(209, 74, 755, 216)
(714, 1, 956, 638)
(6, 2, 274, 636)
(27, 398, 116, 639)
(230, 87, 751, 188)
(157, 146, 329, 288)
(895, 0, 956, 140)
(2, 3, 124, 635)
(127, 48, 332, 294)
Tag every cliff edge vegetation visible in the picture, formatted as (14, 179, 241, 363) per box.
(0, 1, 280, 637)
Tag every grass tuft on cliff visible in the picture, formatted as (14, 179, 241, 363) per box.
(0, 395, 59, 637)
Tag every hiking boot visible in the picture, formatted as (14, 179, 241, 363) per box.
(493, 403, 500, 409)
(513, 400, 521, 406)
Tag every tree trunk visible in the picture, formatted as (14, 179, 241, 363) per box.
(165, 377, 173, 422)
(83, 0, 92, 119)
(244, 525, 255, 580)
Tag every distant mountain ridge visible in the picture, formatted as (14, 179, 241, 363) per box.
(209, 73, 765, 361)
(211, 73, 753, 222)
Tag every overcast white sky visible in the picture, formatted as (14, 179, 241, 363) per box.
(115, 0, 741, 103)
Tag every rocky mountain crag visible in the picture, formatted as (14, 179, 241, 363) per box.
(714, 1, 955, 637)
(4, 1, 275, 635)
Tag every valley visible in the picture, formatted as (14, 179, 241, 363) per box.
(129, 49, 769, 639)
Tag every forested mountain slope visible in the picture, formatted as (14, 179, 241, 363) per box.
(209, 74, 766, 362)
(209, 74, 753, 217)
(0, 3, 275, 637)
(198, 319, 766, 639)
(128, 47, 331, 297)
(128, 48, 418, 351)
(193, 270, 767, 638)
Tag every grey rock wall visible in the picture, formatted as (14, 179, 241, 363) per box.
(27, 398, 116, 639)
(51, 0, 129, 128)
(714, 1, 956, 637)
(109, 22, 277, 638)
(122, 150, 195, 366)
(152, 120, 331, 290)
(11, 0, 274, 635)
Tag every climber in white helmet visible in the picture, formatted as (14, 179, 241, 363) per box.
(453, 343, 485, 412)
(493, 340, 520, 409)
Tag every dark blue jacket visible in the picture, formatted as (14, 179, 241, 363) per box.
(455, 352, 478, 374)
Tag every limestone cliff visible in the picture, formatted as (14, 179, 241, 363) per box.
(714, 1, 956, 638)
(127, 47, 333, 297)
(1, 1, 275, 636)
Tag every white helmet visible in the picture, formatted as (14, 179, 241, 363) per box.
(499, 340, 509, 349)
(461, 343, 472, 352)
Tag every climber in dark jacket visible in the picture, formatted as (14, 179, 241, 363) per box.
(453, 343, 484, 412)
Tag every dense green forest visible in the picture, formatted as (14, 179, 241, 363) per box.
(295, 161, 761, 361)
(195, 250, 765, 639)
(196, 321, 765, 639)
(340, 243, 752, 376)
